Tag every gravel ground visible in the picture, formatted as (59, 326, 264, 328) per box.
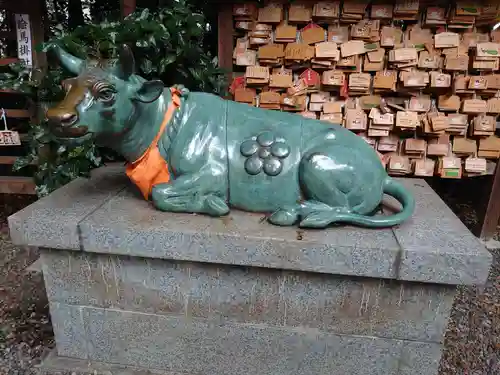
(0, 195, 53, 375)
(0, 192, 498, 375)
(438, 249, 500, 375)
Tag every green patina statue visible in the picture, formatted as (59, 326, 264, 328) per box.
(46, 44, 415, 228)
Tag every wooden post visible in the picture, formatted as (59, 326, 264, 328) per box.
(31, 0, 46, 69)
(121, 0, 136, 17)
(217, 5, 233, 94)
(478, 163, 500, 239)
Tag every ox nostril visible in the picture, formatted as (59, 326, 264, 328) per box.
(60, 113, 78, 127)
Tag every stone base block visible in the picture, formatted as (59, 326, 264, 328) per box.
(43, 250, 446, 375)
(37, 350, 169, 375)
(38, 338, 441, 375)
(51, 303, 443, 375)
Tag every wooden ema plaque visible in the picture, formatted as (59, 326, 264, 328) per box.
(229, 1, 500, 179)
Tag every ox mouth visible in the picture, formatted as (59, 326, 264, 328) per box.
(53, 125, 89, 138)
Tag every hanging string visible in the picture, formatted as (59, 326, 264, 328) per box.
(0, 109, 8, 131)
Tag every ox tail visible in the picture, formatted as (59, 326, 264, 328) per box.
(298, 178, 415, 229)
(330, 178, 415, 228)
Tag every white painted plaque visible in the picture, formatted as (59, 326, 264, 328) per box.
(15, 14, 32, 68)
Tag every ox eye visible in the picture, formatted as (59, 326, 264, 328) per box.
(92, 81, 116, 104)
(98, 89, 116, 104)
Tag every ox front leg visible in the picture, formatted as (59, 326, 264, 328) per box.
(151, 169, 229, 217)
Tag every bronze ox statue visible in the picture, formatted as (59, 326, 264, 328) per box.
(46, 44, 415, 229)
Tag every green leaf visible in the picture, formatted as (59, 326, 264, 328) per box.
(57, 145, 67, 155)
(148, 35, 157, 47)
(69, 146, 85, 158)
(86, 149, 102, 166)
(35, 42, 47, 52)
(141, 59, 153, 74)
(35, 184, 50, 197)
(109, 32, 118, 44)
(138, 9, 150, 20)
(161, 54, 176, 66)
(12, 156, 33, 171)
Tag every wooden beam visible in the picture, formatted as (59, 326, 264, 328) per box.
(0, 89, 24, 94)
(0, 58, 19, 66)
(0, 156, 35, 165)
(217, 5, 233, 95)
(479, 162, 500, 239)
(0, 176, 35, 194)
(121, 0, 136, 17)
(4, 109, 32, 118)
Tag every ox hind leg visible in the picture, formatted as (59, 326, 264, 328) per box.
(269, 144, 382, 228)
(151, 166, 229, 216)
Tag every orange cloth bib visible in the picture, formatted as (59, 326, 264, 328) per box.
(126, 88, 181, 200)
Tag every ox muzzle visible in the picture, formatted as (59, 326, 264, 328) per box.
(46, 79, 89, 137)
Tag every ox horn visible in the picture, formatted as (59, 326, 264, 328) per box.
(52, 45, 83, 75)
(117, 44, 135, 80)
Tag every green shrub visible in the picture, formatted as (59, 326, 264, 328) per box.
(0, 2, 226, 196)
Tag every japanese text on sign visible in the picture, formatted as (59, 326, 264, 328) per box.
(14, 14, 32, 68)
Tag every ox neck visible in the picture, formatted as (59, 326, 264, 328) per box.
(114, 90, 171, 163)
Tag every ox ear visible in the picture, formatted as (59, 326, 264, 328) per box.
(118, 44, 135, 80)
(134, 80, 164, 103)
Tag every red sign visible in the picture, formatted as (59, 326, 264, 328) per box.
(229, 76, 245, 95)
(301, 22, 322, 31)
(299, 68, 320, 87)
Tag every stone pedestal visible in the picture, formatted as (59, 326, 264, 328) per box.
(9, 166, 492, 375)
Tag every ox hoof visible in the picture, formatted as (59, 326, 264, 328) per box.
(268, 208, 298, 226)
(203, 195, 229, 216)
